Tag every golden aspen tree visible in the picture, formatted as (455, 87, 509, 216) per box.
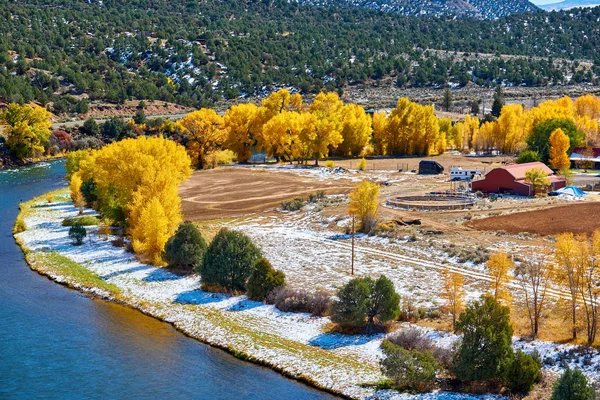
(451, 122, 466, 151)
(529, 97, 575, 127)
(575, 115, 599, 148)
(440, 267, 465, 330)
(223, 103, 259, 163)
(475, 121, 497, 154)
(385, 98, 414, 155)
(176, 108, 226, 169)
(305, 113, 343, 165)
(260, 111, 304, 162)
(0, 103, 52, 159)
(338, 104, 372, 156)
(438, 118, 453, 151)
(525, 168, 551, 196)
(555, 232, 583, 340)
(575, 94, 600, 120)
(420, 105, 440, 156)
(348, 180, 380, 233)
(486, 251, 513, 303)
(496, 104, 531, 154)
(549, 128, 571, 171)
(69, 173, 85, 211)
(130, 197, 171, 266)
(372, 111, 388, 155)
(76, 136, 192, 265)
(463, 115, 480, 150)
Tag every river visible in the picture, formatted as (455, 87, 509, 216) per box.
(0, 160, 337, 400)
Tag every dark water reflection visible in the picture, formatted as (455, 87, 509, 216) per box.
(0, 160, 336, 400)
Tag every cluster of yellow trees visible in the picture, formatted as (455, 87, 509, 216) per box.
(0, 103, 52, 159)
(449, 94, 600, 154)
(176, 91, 600, 167)
(176, 90, 449, 168)
(68, 136, 192, 265)
(441, 234, 600, 345)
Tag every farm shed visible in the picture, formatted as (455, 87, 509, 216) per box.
(418, 160, 444, 175)
(471, 162, 566, 196)
(570, 147, 600, 169)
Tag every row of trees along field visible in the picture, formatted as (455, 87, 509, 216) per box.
(448, 92, 599, 158)
(3, 91, 600, 173)
(176, 89, 445, 168)
(173, 90, 600, 169)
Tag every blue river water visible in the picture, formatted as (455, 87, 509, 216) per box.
(0, 160, 337, 400)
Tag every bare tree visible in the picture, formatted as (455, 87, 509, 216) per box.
(514, 255, 553, 339)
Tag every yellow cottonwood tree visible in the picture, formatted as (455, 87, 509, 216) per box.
(372, 111, 388, 155)
(260, 111, 304, 162)
(338, 104, 372, 156)
(525, 168, 551, 196)
(440, 268, 465, 330)
(73, 136, 192, 265)
(177, 108, 226, 169)
(549, 128, 571, 171)
(463, 115, 480, 150)
(348, 180, 380, 233)
(0, 103, 52, 159)
(575, 94, 600, 120)
(486, 251, 513, 303)
(224, 103, 259, 163)
(130, 197, 171, 266)
(69, 173, 85, 211)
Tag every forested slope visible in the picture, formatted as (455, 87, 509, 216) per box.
(1, 0, 600, 111)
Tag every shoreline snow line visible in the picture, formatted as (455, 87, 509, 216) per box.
(13, 190, 374, 400)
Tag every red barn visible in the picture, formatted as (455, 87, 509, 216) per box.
(471, 162, 566, 196)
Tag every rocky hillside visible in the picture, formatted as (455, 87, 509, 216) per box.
(297, 0, 539, 19)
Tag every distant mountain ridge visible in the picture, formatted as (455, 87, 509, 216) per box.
(296, 0, 539, 19)
(538, 0, 600, 10)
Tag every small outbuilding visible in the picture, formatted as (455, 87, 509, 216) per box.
(418, 160, 444, 175)
(570, 148, 600, 170)
(471, 162, 566, 196)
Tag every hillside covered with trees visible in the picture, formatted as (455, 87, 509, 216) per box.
(2, 0, 600, 111)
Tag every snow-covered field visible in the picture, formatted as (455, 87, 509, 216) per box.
(15, 195, 600, 399)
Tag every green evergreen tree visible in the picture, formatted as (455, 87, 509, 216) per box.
(199, 228, 262, 292)
(380, 340, 440, 391)
(453, 295, 514, 382)
(330, 275, 400, 331)
(551, 368, 595, 400)
(133, 108, 146, 125)
(247, 258, 285, 301)
(164, 222, 207, 271)
(69, 223, 86, 246)
(506, 349, 541, 395)
(82, 118, 100, 136)
(491, 86, 505, 118)
(442, 88, 453, 112)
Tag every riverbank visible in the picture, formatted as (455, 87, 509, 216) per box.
(14, 190, 385, 400)
(0, 152, 65, 170)
(15, 189, 600, 399)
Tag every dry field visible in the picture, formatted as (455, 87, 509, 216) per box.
(468, 202, 600, 236)
(180, 167, 354, 221)
(181, 156, 600, 344)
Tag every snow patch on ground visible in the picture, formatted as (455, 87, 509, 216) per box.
(16, 199, 600, 398)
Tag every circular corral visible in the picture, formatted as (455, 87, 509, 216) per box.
(386, 192, 476, 211)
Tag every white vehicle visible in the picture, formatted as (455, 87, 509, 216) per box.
(450, 167, 482, 181)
